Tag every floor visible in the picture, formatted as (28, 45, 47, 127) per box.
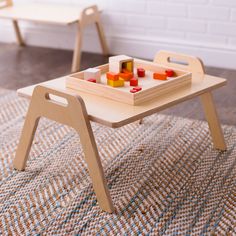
(0, 43, 235, 126)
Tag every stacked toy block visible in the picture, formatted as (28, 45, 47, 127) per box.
(84, 68, 101, 83)
(108, 55, 133, 87)
(106, 55, 145, 93)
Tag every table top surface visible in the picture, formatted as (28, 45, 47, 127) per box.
(17, 72, 226, 128)
(0, 4, 84, 25)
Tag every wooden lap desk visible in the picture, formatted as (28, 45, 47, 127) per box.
(0, 0, 108, 72)
(13, 51, 227, 213)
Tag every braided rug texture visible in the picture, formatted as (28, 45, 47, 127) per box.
(0, 89, 235, 235)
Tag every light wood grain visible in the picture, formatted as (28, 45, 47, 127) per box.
(68, 59, 192, 105)
(0, 3, 82, 25)
(17, 73, 226, 128)
(0, 0, 12, 9)
(0, 3, 108, 72)
(200, 92, 227, 150)
(154, 51, 226, 151)
(72, 22, 83, 73)
(96, 19, 109, 56)
(12, 19, 24, 46)
(16, 52, 227, 128)
(154, 50, 205, 77)
(72, 5, 108, 72)
(14, 85, 114, 213)
(14, 52, 227, 213)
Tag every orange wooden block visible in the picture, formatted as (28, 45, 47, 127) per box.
(153, 72, 167, 80)
(119, 72, 133, 81)
(106, 72, 119, 81)
(122, 68, 133, 74)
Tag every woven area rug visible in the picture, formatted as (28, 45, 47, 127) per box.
(0, 89, 235, 236)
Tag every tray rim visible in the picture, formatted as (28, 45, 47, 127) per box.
(66, 58, 192, 105)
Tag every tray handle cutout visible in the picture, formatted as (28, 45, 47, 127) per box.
(154, 50, 205, 76)
(167, 57, 189, 66)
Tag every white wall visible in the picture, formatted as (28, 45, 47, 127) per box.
(0, 0, 236, 69)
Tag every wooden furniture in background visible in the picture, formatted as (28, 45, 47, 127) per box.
(14, 51, 227, 213)
(0, 1, 108, 72)
(0, 0, 12, 9)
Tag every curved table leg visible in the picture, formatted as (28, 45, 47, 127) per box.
(14, 85, 114, 213)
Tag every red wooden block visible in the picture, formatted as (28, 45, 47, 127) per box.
(165, 69, 174, 77)
(153, 72, 167, 80)
(130, 88, 137, 93)
(130, 77, 138, 86)
(137, 68, 145, 77)
(87, 78, 96, 83)
(133, 86, 142, 92)
(130, 86, 142, 93)
(106, 72, 119, 81)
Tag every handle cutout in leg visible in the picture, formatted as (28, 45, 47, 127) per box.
(80, 5, 99, 26)
(45, 93, 69, 107)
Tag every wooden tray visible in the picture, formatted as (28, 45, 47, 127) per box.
(66, 58, 192, 105)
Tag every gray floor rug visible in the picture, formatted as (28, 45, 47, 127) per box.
(0, 89, 235, 235)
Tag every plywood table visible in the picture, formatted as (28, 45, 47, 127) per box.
(13, 51, 227, 213)
(0, 0, 108, 72)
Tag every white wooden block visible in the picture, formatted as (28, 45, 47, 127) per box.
(109, 62, 120, 74)
(109, 55, 134, 73)
(84, 68, 101, 83)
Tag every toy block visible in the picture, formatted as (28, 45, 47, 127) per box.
(84, 68, 101, 83)
(130, 86, 142, 93)
(122, 68, 133, 75)
(137, 68, 145, 77)
(122, 69, 134, 78)
(106, 72, 119, 81)
(130, 77, 138, 86)
(119, 72, 133, 81)
(130, 88, 137, 93)
(126, 62, 133, 72)
(133, 86, 142, 92)
(165, 69, 174, 77)
(109, 55, 134, 74)
(153, 72, 167, 81)
(107, 78, 124, 87)
(87, 78, 96, 83)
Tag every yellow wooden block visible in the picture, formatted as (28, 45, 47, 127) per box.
(107, 78, 124, 87)
(126, 62, 133, 72)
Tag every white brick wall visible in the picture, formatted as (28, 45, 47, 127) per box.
(0, 0, 236, 69)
